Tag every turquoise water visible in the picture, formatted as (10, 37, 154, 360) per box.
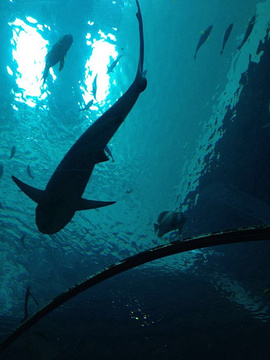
(1, 0, 270, 358)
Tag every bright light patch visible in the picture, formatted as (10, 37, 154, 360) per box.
(9, 18, 48, 107)
(6, 66, 13, 75)
(108, 33, 117, 42)
(26, 17, 37, 24)
(81, 39, 118, 105)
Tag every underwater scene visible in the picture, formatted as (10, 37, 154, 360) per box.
(1, 0, 270, 358)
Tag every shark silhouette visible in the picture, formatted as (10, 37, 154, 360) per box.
(12, 0, 147, 234)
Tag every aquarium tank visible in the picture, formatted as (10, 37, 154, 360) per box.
(0, 0, 270, 359)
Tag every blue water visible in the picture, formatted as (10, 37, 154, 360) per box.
(1, 0, 270, 358)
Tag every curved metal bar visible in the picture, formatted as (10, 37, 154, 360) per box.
(1, 225, 270, 354)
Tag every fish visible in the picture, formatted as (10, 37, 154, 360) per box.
(20, 234, 28, 251)
(237, 15, 256, 51)
(220, 23, 233, 55)
(79, 99, 94, 111)
(0, 164, 3, 179)
(42, 34, 73, 84)
(154, 211, 186, 238)
(105, 145, 115, 162)
(12, 0, 147, 235)
(194, 25, 213, 60)
(107, 54, 123, 74)
(9, 146, 16, 160)
(22, 286, 39, 323)
(92, 74, 98, 100)
(27, 165, 34, 179)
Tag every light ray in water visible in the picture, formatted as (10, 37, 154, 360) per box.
(8, 18, 48, 107)
(81, 37, 118, 105)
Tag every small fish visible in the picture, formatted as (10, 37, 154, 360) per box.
(264, 288, 270, 295)
(9, 146, 16, 160)
(0, 164, 3, 179)
(154, 211, 186, 237)
(194, 25, 213, 60)
(27, 165, 34, 179)
(107, 54, 123, 74)
(42, 34, 73, 84)
(237, 15, 256, 51)
(20, 234, 28, 251)
(92, 74, 98, 100)
(220, 23, 233, 55)
(105, 145, 115, 162)
(79, 99, 94, 111)
(22, 286, 39, 322)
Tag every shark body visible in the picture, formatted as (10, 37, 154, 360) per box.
(12, 0, 147, 234)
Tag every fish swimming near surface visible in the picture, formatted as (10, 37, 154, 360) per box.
(237, 15, 256, 51)
(79, 99, 94, 111)
(9, 146, 16, 160)
(194, 25, 213, 60)
(105, 145, 115, 162)
(220, 23, 233, 55)
(0, 164, 3, 179)
(92, 74, 98, 100)
(107, 54, 123, 74)
(27, 165, 34, 179)
(154, 211, 186, 238)
(12, 0, 147, 235)
(42, 34, 73, 84)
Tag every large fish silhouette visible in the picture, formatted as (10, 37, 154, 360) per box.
(42, 34, 73, 84)
(12, 0, 147, 234)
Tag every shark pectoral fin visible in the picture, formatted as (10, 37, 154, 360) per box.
(94, 151, 109, 163)
(59, 58, 65, 71)
(11, 176, 44, 203)
(75, 198, 115, 211)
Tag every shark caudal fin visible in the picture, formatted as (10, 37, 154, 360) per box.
(135, 0, 147, 92)
(12, 176, 44, 203)
(75, 198, 115, 211)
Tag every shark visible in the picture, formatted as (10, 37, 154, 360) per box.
(12, 0, 147, 235)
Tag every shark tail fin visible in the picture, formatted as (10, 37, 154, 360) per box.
(11, 176, 44, 204)
(135, 0, 147, 92)
(75, 198, 115, 211)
